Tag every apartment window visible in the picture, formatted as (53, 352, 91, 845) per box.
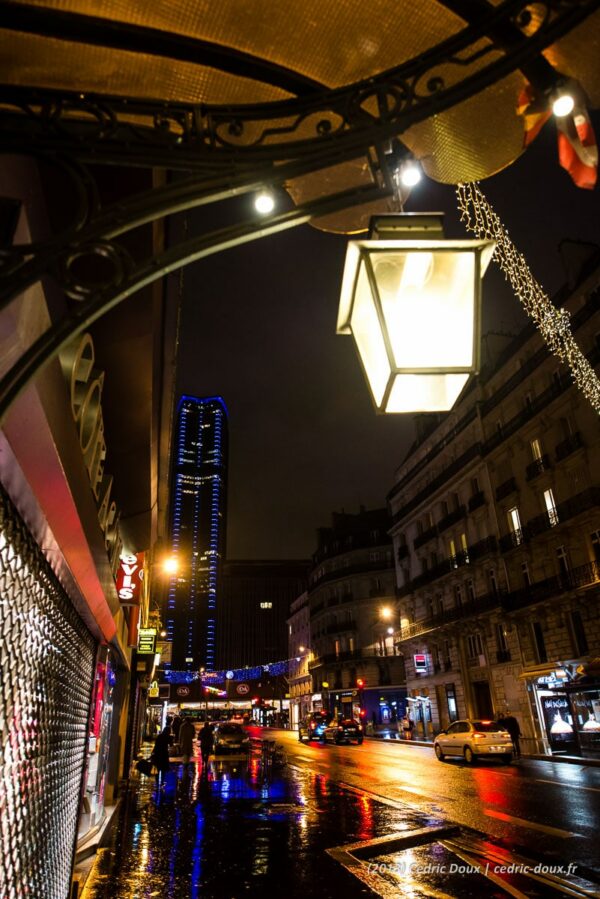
(445, 640, 452, 664)
(508, 506, 523, 544)
(495, 623, 509, 653)
(544, 488, 559, 527)
(556, 545, 570, 577)
(460, 532, 469, 563)
(453, 584, 463, 608)
(488, 569, 498, 595)
(531, 438, 543, 461)
(467, 633, 484, 659)
(471, 477, 480, 495)
(466, 578, 476, 602)
(260, 602, 273, 609)
(430, 550, 438, 567)
(349, 636, 355, 653)
(569, 610, 588, 656)
(369, 551, 380, 562)
(449, 538, 457, 568)
(421, 557, 429, 573)
(532, 621, 547, 663)
(335, 639, 341, 658)
(592, 531, 600, 564)
(521, 561, 531, 587)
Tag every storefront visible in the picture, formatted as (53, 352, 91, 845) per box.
(362, 686, 408, 731)
(524, 662, 600, 757)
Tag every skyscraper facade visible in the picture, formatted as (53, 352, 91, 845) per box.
(166, 395, 228, 671)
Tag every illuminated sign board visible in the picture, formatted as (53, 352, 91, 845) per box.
(116, 552, 144, 605)
(414, 654, 428, 674)
(138, 627, 157, 655)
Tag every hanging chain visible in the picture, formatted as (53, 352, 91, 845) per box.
(456, 182, 600, 414)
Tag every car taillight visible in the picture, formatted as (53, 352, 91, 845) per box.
(310, 722, 316, 729)
(338, 726, 343, 731)
(472, 732, 486, 738)
(357, 725, 362, 731)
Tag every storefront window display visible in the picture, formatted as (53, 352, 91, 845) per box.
(80, 653, 116, 837)
(568, 688, 600, 755)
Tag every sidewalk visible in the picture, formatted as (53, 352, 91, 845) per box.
(366, 731, 600, 766)
(74, 748, 442, 899)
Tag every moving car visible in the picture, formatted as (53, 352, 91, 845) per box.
(434, 719, 513, 764)
(298, 711, 330, 742)
(323, 718, 363, 745)
(213, 723, 251, 754)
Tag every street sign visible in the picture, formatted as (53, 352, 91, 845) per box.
(414, 653, 428, 673)
(138, 627, 157, 655)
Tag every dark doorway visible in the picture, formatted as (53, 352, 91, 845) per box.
(472, 680, 494, 718)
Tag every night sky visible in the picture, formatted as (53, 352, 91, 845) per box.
(176, 114, 600, 561)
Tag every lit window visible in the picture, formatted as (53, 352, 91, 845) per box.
(260, 602, 273, 609)
(507, 507, 523, 545)
(544, 488, 559, 526)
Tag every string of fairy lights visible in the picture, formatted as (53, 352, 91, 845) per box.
(163, 656, 299, 685)
(456, 182, 600, 415)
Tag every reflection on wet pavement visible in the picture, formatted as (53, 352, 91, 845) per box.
(81, 754, 442, 898)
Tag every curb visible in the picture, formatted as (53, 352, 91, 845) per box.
(364, 734, 600, 766)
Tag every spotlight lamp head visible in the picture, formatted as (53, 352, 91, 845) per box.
(552, 91, 575, 118)
(337, 214, 495, 413)
(399, 159, 422, 187)
(254, 190, 275, 214)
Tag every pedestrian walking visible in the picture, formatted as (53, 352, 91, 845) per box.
(151, 725, 172, 784)
(199, 721, 214, 770)
(503, 711, 522, 758)
(179, 716, 196, 770)
(171, 713, 182, 742)
(401, 715, 413, 740)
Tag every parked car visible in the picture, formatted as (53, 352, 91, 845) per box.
(434, 719, 513, 764)
(298, 711, 330, 742)
(323, 718, 364, 745)
(213, 723, 251, 754)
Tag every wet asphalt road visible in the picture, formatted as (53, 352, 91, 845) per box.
(80, 727, 600, 898)
(278, 731, 600, 871)
(277, 727, 600, 875)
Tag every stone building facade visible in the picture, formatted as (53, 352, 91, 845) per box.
(389, 245, 600, 755)
(307, 508, 406, 727)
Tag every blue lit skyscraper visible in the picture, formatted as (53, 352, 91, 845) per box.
(166, 395, 228, 671)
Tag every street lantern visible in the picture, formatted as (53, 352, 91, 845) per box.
(337, 214, 495, 413)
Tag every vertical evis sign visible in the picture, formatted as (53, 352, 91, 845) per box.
(116, 552, 145, 605)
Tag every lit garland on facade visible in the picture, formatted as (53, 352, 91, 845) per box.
(456, 182, 600, 414)
(163, 657, 294, 684)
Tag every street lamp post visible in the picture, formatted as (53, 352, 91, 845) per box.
(337, 214, 495, 413)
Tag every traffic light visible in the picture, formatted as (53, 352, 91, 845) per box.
(356, 677, 365, 689)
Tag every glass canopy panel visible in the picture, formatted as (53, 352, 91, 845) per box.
(372, 250, 476, 370)
(350, 259, 390, 408)
(386, 373, 469, 413)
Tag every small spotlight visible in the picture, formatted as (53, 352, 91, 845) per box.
(255, 191, 275, 214)
(400, 160, 422, 188)
(552, 93, 574, 117)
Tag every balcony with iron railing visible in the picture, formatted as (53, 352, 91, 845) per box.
(495, 476, 518, 501)
(310, 558, 395, 589)
(468, 490, 486, 512)
(525, 454, 551, 481)
(499, 527, 527, 552)
(468, 535, 498, 561)
(437, 505, 467, 534)
(500, 487, 600, 549)
(395, 590, 505, 640)
(555, 430, 584, 462)
(309, 647, 384, 669)
(325, 619, 357, 634)
(503, 560, 600, 612)
(413, 524, 438, 549)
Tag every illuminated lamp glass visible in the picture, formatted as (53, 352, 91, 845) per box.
(337, 214, 495, 413)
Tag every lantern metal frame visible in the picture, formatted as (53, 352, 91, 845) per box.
(337, 214, 496, 413)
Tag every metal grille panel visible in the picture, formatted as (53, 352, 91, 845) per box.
(0, 485, 97, 899)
